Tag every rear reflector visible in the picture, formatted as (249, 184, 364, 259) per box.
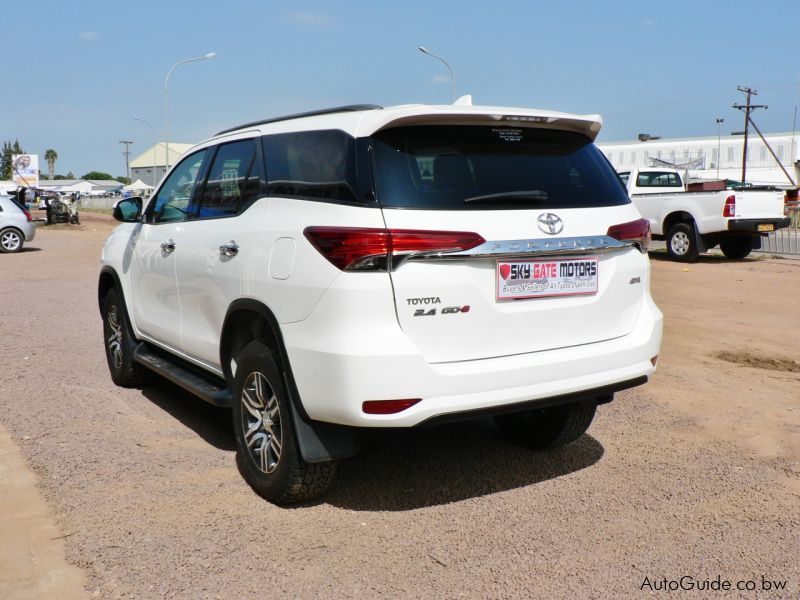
(607, 218, 650, 253)
(723, 194, 736, 217)
(304, 227, 485, 271)
(362, 399, 421, 415)
(650, 355, 659, 367)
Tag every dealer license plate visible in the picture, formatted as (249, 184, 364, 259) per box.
(497, 257, 599, 300)
(757, 223, 774, 232)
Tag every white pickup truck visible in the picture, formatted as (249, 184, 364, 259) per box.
(619, 168, 789, 260)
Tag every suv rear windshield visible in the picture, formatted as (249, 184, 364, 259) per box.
(371, 125, 629, 210)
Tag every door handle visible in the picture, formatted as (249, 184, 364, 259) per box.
(160, 239, 176, 254)
(219, 241, 239, 257)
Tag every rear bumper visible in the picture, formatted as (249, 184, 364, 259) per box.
(727, 217, 790, 233)
(282, 286, 663, 428)
(24, 222, 36, 242)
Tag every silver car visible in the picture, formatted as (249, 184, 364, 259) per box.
(0, 195, 36, 253)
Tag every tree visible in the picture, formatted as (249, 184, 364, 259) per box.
(66, 171, 75, 179)
(1, 139, 24, 180)
(116, 176, 132, 185)
(44, 149, 58, 180)
(82, 171, 114, 180)
(53, 174, 69, 180)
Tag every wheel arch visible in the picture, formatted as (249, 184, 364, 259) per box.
(220, 299, 361, 462)
(98, 266, 123, 313)
(662, 211, 695, 234)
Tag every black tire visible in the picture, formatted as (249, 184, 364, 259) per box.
(719, 236, 752, 259)
(232, 341, 336, 504)
(101, 287, 150, 387)
(666, 222, 699, 261)
(494, 402, 597, 450)
(0, 228, 24, 253)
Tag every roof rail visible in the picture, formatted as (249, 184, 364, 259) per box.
(214, 104, 383, 136)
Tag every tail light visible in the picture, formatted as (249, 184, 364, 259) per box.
(22, 207, 32, 222)
(304, 227, 485, 271)
(607, 218, 650, 253)
(723, 194, 736, 217)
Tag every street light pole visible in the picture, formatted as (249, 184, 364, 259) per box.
(418, 46, 455, 103)
(164, 52, 216, 172)
(133, 116, 157, 188)
(715, 118, 724, 179)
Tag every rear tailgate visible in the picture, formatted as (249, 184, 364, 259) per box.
(382, 207, 648, 363)
(371, 124, 649, 364)
(732, 190, 786, 220)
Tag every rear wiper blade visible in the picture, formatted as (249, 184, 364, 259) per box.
(463, 190, 549, 204)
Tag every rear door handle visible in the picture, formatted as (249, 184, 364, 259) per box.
(219, 241, 239, 257)
(160, 239, 176, 254)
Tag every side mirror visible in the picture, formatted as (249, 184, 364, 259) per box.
(113, 197, 143, 222)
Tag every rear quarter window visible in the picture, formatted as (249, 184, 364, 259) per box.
(262, 130, 373, 205)
(371, 126, 630, 210)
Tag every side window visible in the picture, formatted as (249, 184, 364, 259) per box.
(263, 130, 360, 204)
(197, 139, 262, 219)
(636, 171, 681, 188)
(150, 149, 209, 223)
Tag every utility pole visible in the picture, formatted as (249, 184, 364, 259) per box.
(732, 86, 767, 185)
(119, 140, 133, 182)
(715, 118, 724, 179)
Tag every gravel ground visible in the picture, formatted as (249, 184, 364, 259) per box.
(0, 215, 798, 599)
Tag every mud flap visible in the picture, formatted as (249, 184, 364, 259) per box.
(694, 228, 708, 253)
(285, 393, 361, 463)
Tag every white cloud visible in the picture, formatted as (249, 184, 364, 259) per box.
(288, 11, 331, 27)
(78, 31, 98, 41)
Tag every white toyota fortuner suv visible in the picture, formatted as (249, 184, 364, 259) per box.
(99, 102, 663, 504)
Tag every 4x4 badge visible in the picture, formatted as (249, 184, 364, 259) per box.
(537, 213, 563, 235)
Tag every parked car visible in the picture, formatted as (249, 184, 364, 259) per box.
(0, 195, 36, 252)
(620, 168, 789, 260)
(99, 102, 663, 503)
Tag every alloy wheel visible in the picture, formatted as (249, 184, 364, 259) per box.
(1, 231, 21, 252)
(241, 371, 282, 474)
(106, 305, 123, 369)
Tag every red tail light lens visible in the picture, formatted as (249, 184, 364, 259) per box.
(304, 227, 485, 271)
(723, 194, 736, 217)
(607, 218, 650, 253)
(22, 207, 32, 222)
(362, 399, 421, 414)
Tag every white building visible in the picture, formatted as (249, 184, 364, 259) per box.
(130, 143, 194, 188)
(37, 179, 123, 195)
(598, 131, 800, 186)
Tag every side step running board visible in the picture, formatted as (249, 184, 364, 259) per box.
(133, 344, 233, 408)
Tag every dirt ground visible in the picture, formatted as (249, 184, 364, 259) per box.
(0, 213, 798, 599)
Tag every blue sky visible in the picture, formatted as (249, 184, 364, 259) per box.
(2, 0, 799, 178)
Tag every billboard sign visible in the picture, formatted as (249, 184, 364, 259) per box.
(12, 154, 39, 188)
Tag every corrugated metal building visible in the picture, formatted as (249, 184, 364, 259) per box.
(598, 132, 800, 186)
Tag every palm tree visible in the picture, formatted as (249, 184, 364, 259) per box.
(44, 149, 58, 180)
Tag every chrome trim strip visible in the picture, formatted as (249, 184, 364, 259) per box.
(395, 236, 634, 268)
